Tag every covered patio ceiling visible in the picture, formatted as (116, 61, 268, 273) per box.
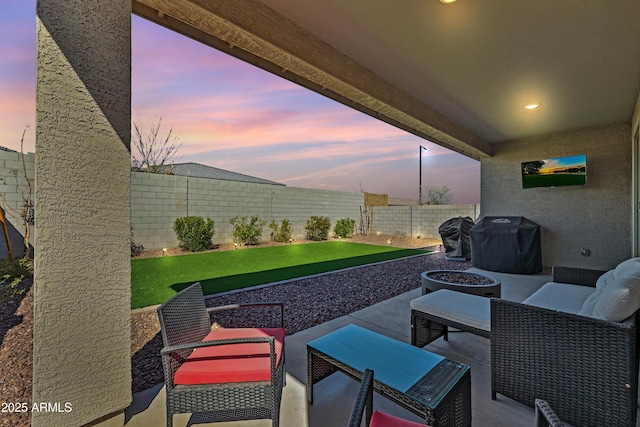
(132, 0, 640, 160)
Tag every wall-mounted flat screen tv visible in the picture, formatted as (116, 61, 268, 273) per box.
(521, 154, 586, 189)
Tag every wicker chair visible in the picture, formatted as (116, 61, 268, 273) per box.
(491, 266, 639, 427)
(348, 369, 426, 427)
(157, 282, 285, 427)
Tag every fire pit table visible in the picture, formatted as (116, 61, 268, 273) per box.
(421, 270, 501, 298)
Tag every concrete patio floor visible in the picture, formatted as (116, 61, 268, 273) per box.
(124, 267, 630, 426)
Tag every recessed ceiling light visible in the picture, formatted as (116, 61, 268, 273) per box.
(440, 0, 457, 3)
(524, 103, 540, 110)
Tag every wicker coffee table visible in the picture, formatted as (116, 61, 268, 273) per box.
(307, 324, 471, 427)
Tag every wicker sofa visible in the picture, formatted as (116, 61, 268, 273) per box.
(491, 262, 640, 427)
(411, 258, 640, 427)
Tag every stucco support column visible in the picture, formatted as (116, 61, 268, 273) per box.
(35, 1, 131, 426)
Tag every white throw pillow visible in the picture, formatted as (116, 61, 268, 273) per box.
(614, 257, 640, 278)
(578, 291, 598, 317)
(591, 258, 640, 321)
(595, 269, 615, 291)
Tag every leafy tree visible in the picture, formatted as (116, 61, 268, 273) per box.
(427, 186, 453, 205)
(131, 116, 183, 173)
(522, 160, 545, 175)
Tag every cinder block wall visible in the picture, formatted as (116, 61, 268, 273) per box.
(0, 150, 35, 258)
(372, 204, 480, 238)
(131, 172, 366, 249)
(131, 171, 481, 249)
(1, 160, 481, 253)
(2, 154, 481, 253)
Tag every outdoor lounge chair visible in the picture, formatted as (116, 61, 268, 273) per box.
(157, 282, 285, 427)
(348, 369, 426, 427)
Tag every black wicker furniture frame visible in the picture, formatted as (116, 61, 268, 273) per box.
(411, 291, 491, 348)
(348, 369, 426, 427)
(492, 266, 639, 427)
(307, 324, 471, 427)
(157, 282, 286, 427)
(534, 399, 565, 427)
(348, 368, 374, 427)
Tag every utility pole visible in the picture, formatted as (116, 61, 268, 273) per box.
(419, 145, 428, 204)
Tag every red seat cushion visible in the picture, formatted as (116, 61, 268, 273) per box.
(370, 410, 428, 427)
(174, 327, 284, 385)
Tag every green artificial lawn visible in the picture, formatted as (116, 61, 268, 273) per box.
(522, 173, 586, 188)
(131, 241, 427, 309)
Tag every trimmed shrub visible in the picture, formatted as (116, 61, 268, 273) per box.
(305, 216, 331, 241)
(173, 216, 215, 252)
(230, 215, 267, 246)
(334, 218, 356, 238)
(270, 219, 293, 243)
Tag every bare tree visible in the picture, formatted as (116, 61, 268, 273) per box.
(131, 116, 183, 173)
(358, 204, 374, 236)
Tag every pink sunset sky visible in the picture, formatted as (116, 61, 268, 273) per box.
(0, 2, 480, 203)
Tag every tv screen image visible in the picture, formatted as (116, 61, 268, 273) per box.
(521, 154, 586, 189)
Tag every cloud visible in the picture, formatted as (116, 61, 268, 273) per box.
(0, 5, 481, 203)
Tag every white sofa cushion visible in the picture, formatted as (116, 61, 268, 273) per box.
(588, 258, 640, 321)
(523, 282, 595, 314)
(578, 269, 615, 316)
(410, 289, 490, 332)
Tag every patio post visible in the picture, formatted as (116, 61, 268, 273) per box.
(34, 1, 132, 425)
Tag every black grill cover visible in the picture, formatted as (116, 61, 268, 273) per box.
(438, 217, 474, 260)
(470, 216, 542, 274)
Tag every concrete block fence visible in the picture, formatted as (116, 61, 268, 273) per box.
(0, 147, 480, 254)
(0, 150, 35, 259)
(130, 171, 481, 250)
(372, 204, 480, 240)
(131, 172, 367, 249)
